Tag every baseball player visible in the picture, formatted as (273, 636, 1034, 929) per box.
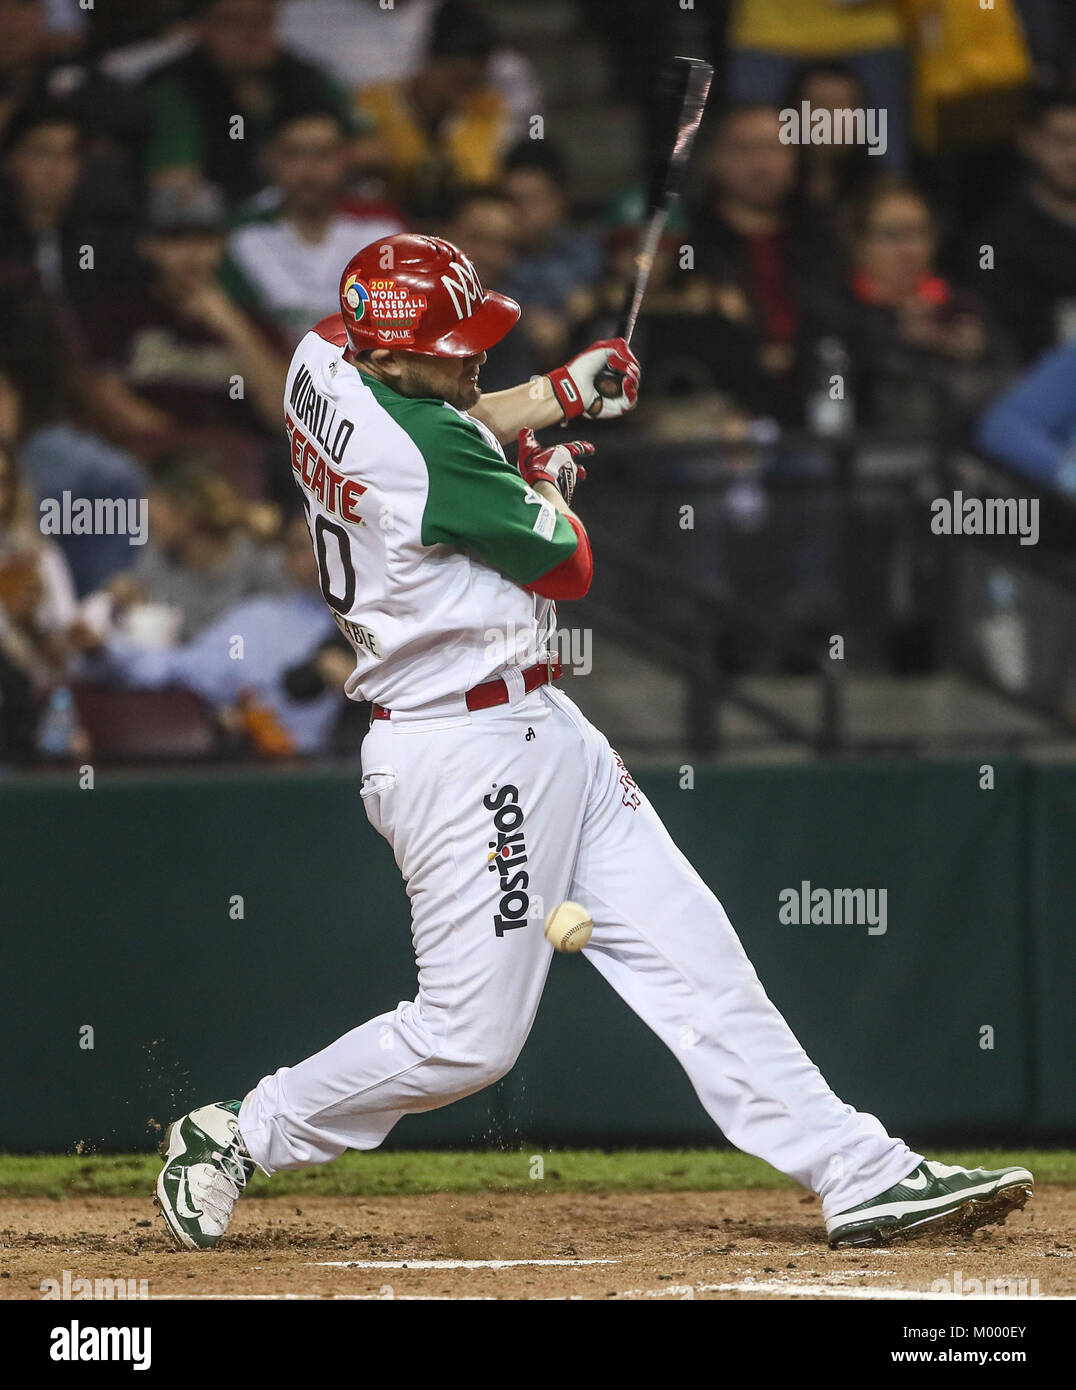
(156, 234, 1032, 1252)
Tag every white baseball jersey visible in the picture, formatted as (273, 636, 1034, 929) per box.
(284, 327, 577, 711)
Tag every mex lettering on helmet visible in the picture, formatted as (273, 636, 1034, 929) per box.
(441, 258, 484, 321)
(484, 784, 530, 936)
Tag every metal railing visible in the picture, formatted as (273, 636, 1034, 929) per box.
(575, 427, 1076, 754)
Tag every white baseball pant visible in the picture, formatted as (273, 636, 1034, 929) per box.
(239, 682, 921, 1220)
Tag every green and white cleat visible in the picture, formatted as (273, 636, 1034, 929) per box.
(155, 1100, 254, 1250)
(827, 1159, 1033, 1249)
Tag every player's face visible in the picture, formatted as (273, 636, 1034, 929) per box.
(395, 352, 488, 410)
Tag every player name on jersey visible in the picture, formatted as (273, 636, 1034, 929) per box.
(286, 361, 364, 523)
(289, 362, 355, 461)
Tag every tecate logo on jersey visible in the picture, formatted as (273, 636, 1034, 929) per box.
(286, 413, 366, 524)
(484, 784, 530, 937)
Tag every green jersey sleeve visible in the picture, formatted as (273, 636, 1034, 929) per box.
(420, 411, 578, 584)
(374, 386, 578, 585)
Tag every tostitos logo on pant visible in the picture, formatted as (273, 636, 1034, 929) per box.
(484, 784, 530, 937)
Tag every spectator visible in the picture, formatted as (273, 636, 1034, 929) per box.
(727, 0, 909, 170)
(685, 105, 835, 423)
(972, 88, 1076, 363)
(278, 0, 542, 141)
(1013, 1, 1076, 89)
(78, 183, 289, 460)
(0, 542, 40, 761)
(0, 102, 132, 301)
(0, 287, 147, 596)
(225, 107, 404, 346)
(805, 180, 1011, 433)
(143, 0, 363, 206)
(501, 141, 602, 368)
(570, 184, 687, 347)
(79, 2, 190, 64)
(0, 0, 146, 210)
(977, 341, 1076, 499)
(90, 511, 341, 756)
(569, 188, 763, 433)
(355, 0, 511, 219)
(781, 64, 881, 224)
(109, 451, 287, 643)
(95, 7, 210, 84)
(438, 186, 538, 391)
(0, 440, 79, 686)
(0, 610, 38, 762)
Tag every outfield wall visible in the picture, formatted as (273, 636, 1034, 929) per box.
(1, 759, 1071, 1152)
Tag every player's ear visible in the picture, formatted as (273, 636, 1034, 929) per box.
(367, 348, 400, 378)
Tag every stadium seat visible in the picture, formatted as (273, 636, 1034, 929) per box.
(71, 685, 218, 762)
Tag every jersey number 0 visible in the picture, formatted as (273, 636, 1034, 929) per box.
(313, 514, 357, 614)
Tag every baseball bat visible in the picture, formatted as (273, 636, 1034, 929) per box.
(594, 55, 713, 401)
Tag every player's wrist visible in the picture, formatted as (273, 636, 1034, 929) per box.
(521, 464, 558, 489)
(547, 366, 587, 421)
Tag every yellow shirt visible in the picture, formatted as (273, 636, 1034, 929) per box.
(357, 81, 510, 196)
(731, 0, 904, 57)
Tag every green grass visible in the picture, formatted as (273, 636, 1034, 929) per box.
(0, 1149, 1072, 1201)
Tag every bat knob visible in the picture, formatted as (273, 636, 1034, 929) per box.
(594, 365, 624, 399)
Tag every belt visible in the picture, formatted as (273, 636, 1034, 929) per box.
(371, 659, 563, 721)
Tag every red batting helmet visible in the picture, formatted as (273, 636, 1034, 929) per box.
(338, 233, 520, 357)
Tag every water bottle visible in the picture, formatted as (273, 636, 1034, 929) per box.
(807, 337, 854, 437)
(37, 686, 77, 759)
(980, 570, 1029, 693)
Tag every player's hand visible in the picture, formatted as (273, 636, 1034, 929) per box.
(548, 339, 640, 421)
(517, 428, 592, 507)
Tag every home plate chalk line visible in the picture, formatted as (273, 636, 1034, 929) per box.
(309, 1258, 619, 1270)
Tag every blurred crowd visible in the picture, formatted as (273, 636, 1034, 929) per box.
(2, 0, 1076, 764)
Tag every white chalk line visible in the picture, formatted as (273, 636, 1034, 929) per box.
(309, 1257, 619, 1270)
(153, 1293, 497, 1301)
(617, 1280, 1057, 1301)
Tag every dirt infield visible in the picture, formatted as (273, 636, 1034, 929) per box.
(1, 1186, 1072, 1300)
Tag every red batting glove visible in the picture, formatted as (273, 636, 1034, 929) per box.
(518, 428, 593, 506)
(548, 338, 641, 420)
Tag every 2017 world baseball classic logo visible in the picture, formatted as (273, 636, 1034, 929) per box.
(343, 271, 428, 345)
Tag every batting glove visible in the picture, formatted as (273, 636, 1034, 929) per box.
(548, 338, 641, 420)
(518, 428, 593, 507)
